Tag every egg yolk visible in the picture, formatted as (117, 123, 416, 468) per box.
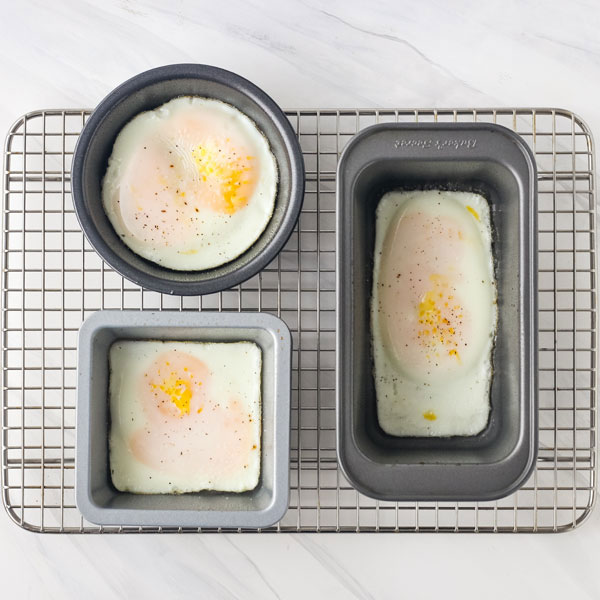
(116, 114, 259, 248)
(191, 141, 254, 215)
(143, 351, 209, 421)
(417, 274, 463, 361)
(378, 208, 475, 381)
(130, 349, 258, 478)
(151, 377, 194, 415)
(466, 205, 480, 221)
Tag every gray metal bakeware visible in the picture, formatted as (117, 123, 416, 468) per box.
(71, 64, 305, 296)
(337, 122, 538, 502)
(1, 107, 597, 533)
(76, 310, 291, 528)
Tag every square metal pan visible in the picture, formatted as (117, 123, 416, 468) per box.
(76, 310, 291, 528)
(336, 123, 538, 501)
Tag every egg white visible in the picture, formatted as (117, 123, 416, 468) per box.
(371, 190, 497, 437)
(102, 96, 278, 271)
(109, 340, 262, 494)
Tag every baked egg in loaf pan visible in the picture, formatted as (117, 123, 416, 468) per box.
(76, 310, 291, 528)
(336, 123, 538, 501)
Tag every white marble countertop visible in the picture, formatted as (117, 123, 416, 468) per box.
(2, 1, 600, 598)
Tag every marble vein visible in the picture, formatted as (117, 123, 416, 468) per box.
(294, 537, 376, 600)
(224, 536, 282, 600)
(528, 32, 600, 60)
(318, 8, 486, 98)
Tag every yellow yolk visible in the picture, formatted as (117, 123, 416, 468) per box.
(191, 142, 254, 215)
(144, 350, 209, 421)
(423, 411, 437, 421)
(466, 205, 480, 221)
(151, 376, 194, 415)
(417, 274, 463, 360)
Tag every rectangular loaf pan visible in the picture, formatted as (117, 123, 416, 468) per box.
(336, 123, 538, 502)
(76, 310, 291, 528)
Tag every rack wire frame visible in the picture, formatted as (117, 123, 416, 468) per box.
(1, 107, 596, 534)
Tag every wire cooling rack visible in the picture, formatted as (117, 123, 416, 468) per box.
(1, 108, 596, 533)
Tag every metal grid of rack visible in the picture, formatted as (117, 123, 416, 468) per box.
(1, 107, 596, 533)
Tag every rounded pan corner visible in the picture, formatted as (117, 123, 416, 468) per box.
(335, 443, 383, 502)
(475, 455, 539, 504)
(336, 122, 392, 174)
(336, 123, 416, 191)
(254, 311, 292, 341)
(257, 486, 290, 529)
(277, 319, 293, 351)
(75, 483, 105, 527)
(77, 309, 108, 341)
(480, 121, 538, 177)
